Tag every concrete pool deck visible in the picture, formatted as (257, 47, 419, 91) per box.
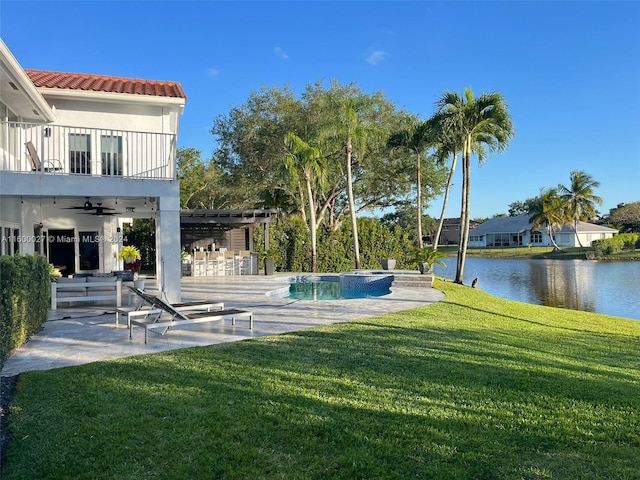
(1, 274, 444, 377)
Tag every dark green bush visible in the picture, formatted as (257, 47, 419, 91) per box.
(0, 255, 50, 366)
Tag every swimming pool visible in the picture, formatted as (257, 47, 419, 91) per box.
(284, 274, 393, 300)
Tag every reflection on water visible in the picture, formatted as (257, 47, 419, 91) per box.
(434, 257, 640, 320)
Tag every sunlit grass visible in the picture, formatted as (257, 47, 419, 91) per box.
(4, 280, 640, 479)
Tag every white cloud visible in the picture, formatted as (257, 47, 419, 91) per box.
(274, 47, 289, 60)
(366, 50, 387, 66)
(207, 68, 220, 77)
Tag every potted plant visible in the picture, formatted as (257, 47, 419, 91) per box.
(411, 247, 448, 275)
(380, 258, 396, 271)
(48, 264, 62, 281)
(118, 245, 142, 280)
(259, 247, 279, 276)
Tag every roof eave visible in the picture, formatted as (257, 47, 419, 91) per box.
(0, 40, 57, 122)
(36, 87, 187, 110)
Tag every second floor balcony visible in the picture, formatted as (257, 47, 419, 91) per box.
(0, 122, 176, 180)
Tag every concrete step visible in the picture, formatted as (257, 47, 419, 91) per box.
(391, 273, 434, 288)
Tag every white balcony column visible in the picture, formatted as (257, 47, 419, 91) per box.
(156, 195, 181, 303)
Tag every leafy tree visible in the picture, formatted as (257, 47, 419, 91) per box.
(606, 201, 640, 233)
(508, 197, 540, 217)
(210, 81, 415, 235)
(380, 203, 437, 243)
(177, 147, 231, 209)
(557, 171, 603, 248)
(434, 88, 514, 284)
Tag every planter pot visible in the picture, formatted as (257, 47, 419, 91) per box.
(380, 259, 396, 270)
(134, 279, 145, 291)
(264, 257, 275, 276)
(418, 263, 433, 275)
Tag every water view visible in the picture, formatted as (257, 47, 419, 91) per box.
(434, 257, 640, 321)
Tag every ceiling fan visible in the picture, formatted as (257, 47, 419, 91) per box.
(77, 203, 121, 217)
(64, 198, 120, 216)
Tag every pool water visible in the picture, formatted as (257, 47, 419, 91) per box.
(287, 276, 391, 300)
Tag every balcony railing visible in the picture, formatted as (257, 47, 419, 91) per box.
(0, 122, 176, 180)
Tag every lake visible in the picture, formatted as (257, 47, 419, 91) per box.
(433, 257, 640, 321)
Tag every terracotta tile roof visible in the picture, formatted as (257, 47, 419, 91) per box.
(24, 69, 186, 100)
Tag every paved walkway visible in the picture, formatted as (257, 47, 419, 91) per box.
(1, 274, 444, 377)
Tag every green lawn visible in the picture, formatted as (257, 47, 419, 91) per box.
(3, 281, 640, 480)
(437, 244, 640, 261)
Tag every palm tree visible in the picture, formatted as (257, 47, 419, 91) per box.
(557, 171, 603, 248)
(282, 132, 325, 272)
(428, 114, 463, 250)
(435, 88, 514, 284)
(387, 117, 436, 248)
(528, 188, 565, 251)
(332, 95, 383, 269)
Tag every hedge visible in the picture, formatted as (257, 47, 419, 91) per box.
(592, 233, 640, 254)
(0, 255, 50, 367)
(255, 215, 416, 273)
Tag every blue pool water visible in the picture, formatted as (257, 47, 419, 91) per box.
(287, 274, 392, 300)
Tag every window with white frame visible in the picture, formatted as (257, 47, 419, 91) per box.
(531, 231, 543, 244)
(69, 133, 91, 174)
(101, 135, 123, 176)
(1, 224, 21, 256)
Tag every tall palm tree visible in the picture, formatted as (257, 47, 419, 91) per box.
(428, 114, 463, 250)
(387, 117, 436, 247)
(528, 188, 565, 251)
(557, 170, 603, 248)
(333, 95, 383, 269)
(435, 88, 514, 284)
(282, 132, 325, 272)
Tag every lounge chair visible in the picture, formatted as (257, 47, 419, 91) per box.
(25, 141, 64, 172)
(117, 287, 225, 327)
(127, 286, 224, 312)
(128, 292, 253, 343)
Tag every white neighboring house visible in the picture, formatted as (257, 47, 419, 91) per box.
(0, 39, 186, 302)
(468, 214, 617, 248)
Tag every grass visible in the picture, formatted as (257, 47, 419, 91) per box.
(3, 280, 640, 479)
(440, 245, 640, 261)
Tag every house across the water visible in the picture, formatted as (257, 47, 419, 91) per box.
(468, 214, 617, 248)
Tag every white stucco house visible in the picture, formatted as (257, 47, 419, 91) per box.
(0, 39, 186, 302)
(468, 214, 617, 248)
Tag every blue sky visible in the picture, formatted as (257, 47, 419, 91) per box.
(2, 1, 639, 219)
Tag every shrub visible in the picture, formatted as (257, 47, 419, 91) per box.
(0, 255, 50, 366)
(593, 233, 639, 254)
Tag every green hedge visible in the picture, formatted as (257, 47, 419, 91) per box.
(592, 233, 640, 254)
(256, 215, 416, 273)
(0, 255, 50, 367)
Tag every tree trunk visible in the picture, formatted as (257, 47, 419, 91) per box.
(574, 220, 584, 248)
(433, 151, 458, 250)
(416, 151, 423, 248)
(305, 175, 317, 273)
(346, 138, 361, 269)
(547, 225, 561, 251)
(455, 140, 471, 284)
